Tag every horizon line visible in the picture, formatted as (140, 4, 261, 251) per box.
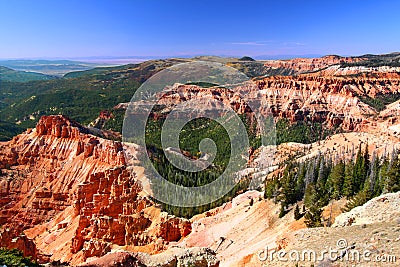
(0, 51, 399, 62)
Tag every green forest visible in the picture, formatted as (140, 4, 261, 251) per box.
(145, 115, 245, 218)
(0, 248, 39, 267)
(265, 145, 400, 227)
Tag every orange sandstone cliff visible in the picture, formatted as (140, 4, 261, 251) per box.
(0, 115, 192, 265)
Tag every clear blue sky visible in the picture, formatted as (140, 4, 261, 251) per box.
(0, 0, 399, 59)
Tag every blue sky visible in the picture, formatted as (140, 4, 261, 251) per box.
(0, 0, 399, 59)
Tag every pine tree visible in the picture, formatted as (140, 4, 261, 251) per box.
(353, 145, 366, 193)
(327, 160, 345, 199)
(279, 203, 287, 218)
(365, 152, 380, 197)
(294, 204, 303, 220)
(364, 143, 370, 178)
(265, 176, 279, 199)
(343, 190, 370, 212)
(380, 154, 390, 193)
(304, 204, 323, 227)
(343, 161, 354, 198)
(316, 156, 330, 204)
(304, 183, 317, 208)
(295, 163, 306, 201)
(385, 152, 400, 193)
(279, 163, 298, 208)
(304, 183, 323, 227)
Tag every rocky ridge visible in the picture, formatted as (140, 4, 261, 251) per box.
(258, 192, 400, 267)
(123, 73, 400, 134)
(333, 192, 400, 227)
(0, 115, 195, 265)
(262, 55, 366, 74)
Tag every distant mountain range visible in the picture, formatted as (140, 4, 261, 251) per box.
(0, 59, 109, 77)
(0, 66, 55, 82)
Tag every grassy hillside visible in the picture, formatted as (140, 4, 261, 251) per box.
(0, 120, 24, 141)
(227, 61, 295, 77)
(341, 52, 400, 67)
(0, 59, 182, 139)
(0, 59, 102, 76)
(0, 66, 55, 82)
(0, 56, 279, 139)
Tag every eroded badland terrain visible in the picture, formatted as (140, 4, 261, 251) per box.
(1, 54, 400, 266)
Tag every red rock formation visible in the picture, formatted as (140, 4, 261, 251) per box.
(133, 74, 400, 133)
(89, 110, 119, 136)
(1, 70, 400, 265)
(263, 55, 366, 73)
(0, 115, 191, 264)
(99, 110, 114, 120)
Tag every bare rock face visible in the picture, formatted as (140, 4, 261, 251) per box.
(35, 115, 82, 138)
(255, 75, 386, 131)
(78, 252, 143, 267)
(332, 192, 400, 227)
(0, 115, 191, 264)
(0, 230, 37, 259)
(134, 73, 400, 134)
(79, 248, 220, 267)
(89, 110, 115, 131)
(136, 247, 220, 267)
(263, 55, 366, 73)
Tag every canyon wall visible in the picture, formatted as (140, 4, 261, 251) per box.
(0, 115, 191, 264)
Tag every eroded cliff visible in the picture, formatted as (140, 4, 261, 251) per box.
(0, 115, 192, 264)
